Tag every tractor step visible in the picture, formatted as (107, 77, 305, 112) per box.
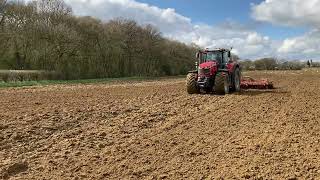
(240, 76, 274, 89)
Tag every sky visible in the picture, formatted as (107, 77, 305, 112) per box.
(48, 0, 320, 60)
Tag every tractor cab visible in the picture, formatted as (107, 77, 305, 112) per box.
(196, 49, 232, 69)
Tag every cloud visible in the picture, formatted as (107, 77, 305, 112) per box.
(251, 0, 320, 28)
(278, 29, 320, 58)
(252, 0, 320, 59)
(179, 22, 277, 58)
(58, 0, 276, 59)
(66, 0, 193, 35)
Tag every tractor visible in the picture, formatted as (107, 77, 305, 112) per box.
(186, 48, 274, 95)
(186, 48, 241, 95)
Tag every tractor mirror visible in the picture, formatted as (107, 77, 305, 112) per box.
(228, 51, 231, 58)
(196, 52, 200, 59)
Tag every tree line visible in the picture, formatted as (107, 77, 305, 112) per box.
(0, 0, 198, 79)
(239, 58, 317, 71)
(0, 0, 316, 81)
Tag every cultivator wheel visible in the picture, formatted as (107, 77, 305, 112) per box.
(240, 76, 274, 90)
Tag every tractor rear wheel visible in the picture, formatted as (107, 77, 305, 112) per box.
(215, 72, 230, 95)
(186, 73, 199, 94)
(233, 68, 241, 92)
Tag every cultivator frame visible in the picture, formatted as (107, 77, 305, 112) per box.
(240, 76, 274, 90)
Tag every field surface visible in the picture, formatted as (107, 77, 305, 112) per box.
(1, 70, 320, 179)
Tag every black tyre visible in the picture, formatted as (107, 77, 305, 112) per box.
(186, 73, 199, 94)
(233, 68, 241, 92)
(215, 72, 230, 95)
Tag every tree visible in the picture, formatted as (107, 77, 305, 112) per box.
(0, 0, 7, 26)
(240, 60, 254, 71)
(0, 0, 199, 79)
(254, 58, 277, 70)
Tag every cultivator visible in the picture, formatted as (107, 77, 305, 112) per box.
(240, 76, 274, 89)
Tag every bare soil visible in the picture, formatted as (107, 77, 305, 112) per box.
(1, 69, 320, 179)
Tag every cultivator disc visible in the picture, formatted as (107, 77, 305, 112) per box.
(240, 76, 274, 89)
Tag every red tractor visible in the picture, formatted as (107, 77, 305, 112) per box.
(186, 48, 274, 94)
(186, 48, 241, 95)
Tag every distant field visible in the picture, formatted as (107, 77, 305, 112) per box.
(0, 76, 185, 88)
(0, 70, 58, 83)
(0, 70, 42, 73)
(0, 68, 319, 88)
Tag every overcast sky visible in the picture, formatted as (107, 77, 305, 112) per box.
(42, 0, 320, 60)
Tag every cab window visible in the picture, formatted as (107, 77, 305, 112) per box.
(223, 51, 229, 63)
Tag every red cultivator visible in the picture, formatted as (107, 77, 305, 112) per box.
(240, 76, 274, 89)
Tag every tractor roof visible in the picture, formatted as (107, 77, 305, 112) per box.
(202, 48, 231, 52)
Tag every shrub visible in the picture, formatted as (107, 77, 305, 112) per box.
(0, 70, 60, 82)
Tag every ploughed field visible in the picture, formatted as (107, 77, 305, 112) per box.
(1, 69, 320, 179)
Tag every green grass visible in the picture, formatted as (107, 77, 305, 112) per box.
(0, 76, 184, 88)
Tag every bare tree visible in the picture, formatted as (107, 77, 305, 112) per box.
(0, 0, 7, 26)
(0, 0, 6, 13)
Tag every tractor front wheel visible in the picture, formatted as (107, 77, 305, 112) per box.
(215, 72, 230, 95)
(186, 73, 199, 94)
